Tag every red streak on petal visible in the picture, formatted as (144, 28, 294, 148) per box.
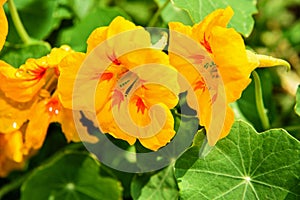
(113, 59, 121, 65)
(201, 33, 212, 54)
(194, 78, 206, 92)
(136, 97, 147, 114)
(100, 72, 113, 81)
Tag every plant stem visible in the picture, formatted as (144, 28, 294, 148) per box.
(252, 71, 270, 130)
(7, 0, 32, 44)
(148, 0, 170, 27)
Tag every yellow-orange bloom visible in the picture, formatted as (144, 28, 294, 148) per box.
(0, 0, 7, 51)
(0, 46, 81, 159)
(0, 131, 24, 177)
(169, 7, 289, 146)
(58, 17, 179, 151)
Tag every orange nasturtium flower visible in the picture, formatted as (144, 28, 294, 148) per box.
(0, 0, 7, 51)
(169, 7, 289, 146)
(0, 46, 82, 176)
(58, 17, 179, 151)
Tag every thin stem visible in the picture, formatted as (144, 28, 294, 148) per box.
(252, 71, 270, 130)
(147, 0, 170, 27)
(7, 0, 32, 44)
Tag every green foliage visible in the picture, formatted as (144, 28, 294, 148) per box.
(295, 85, 300, 116)
(154, 0, 193, 26)
(1, 0, 300, 199)
(131, 165, 179, 200)
(175, 121, 300, 199)
(172, 0, 257, 37)
(5, 0, 70, 43)
(57, 7, 129, 52)
(21, 152, 123, 200)
(0, 43, 50, 68)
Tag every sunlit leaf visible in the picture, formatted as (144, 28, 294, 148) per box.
(131, 165, 178, 200)
(21, 152, 123, 200)
(175, 120, 300, 199)
(172, 0, 257, 37)
(154, 0, 193, 25)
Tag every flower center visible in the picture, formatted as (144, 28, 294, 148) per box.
(112, 71, 145, 110)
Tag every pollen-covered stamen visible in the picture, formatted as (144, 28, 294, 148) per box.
(46, 97, 61, 116)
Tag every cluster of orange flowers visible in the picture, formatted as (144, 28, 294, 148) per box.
(0, 1, 288, 177)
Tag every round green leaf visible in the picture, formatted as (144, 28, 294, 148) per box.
(172, 0, 258, 37)
(131, 165, 179, 200)
(175, 120, 300, 199)
(154, 0, 193, 26)
(21, 152, 123, 200)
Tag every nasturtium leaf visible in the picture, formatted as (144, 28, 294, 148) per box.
(62, 0, 97, 21)
(154, 0, 193, 26)
(172, 0, 257, 37)
(131, 165, 179, 200)
(0, 43, 50, 68)
(57, 7, 129, 51)
(21, 152, 123, 200)
(116, 0, 156, 26)
(5, 0, 70, 43)
(175, 120, 300, 199)
(295, 85, 300, 116)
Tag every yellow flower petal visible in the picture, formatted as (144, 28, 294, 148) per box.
(0, 0, 7, 51)
(0, 46, 72, 102)
(87, 27, 108, 53)
(210, 26, 254, 102)
(87, 16, 151, 56)
(138, 104, 176, 151)
(23, 99, 51, 154)
(57, 52, 85, 109)
(0, 131, 25, 177)
(192, 6, 233, 47)
(97, 101, 137, 145)
(1, 131, 23, 163)
(0, 60, 46, 102)
(0, 90, 34, 133)
(136, 84, 178, 109)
